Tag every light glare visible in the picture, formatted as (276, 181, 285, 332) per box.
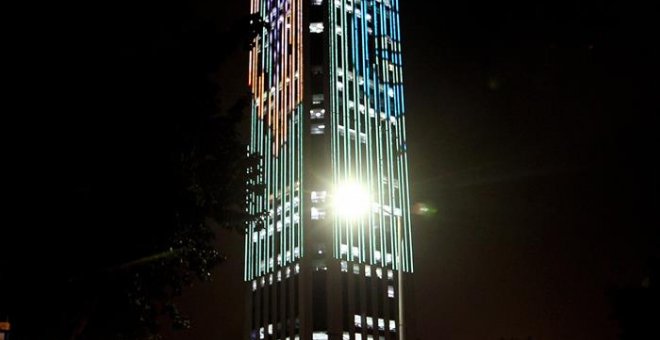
(333, 182, 371, 219)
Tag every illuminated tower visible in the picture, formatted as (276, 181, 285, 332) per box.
(245, 1, 413, 339)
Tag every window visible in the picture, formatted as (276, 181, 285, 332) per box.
(387, 285, 394, 298)
(313, 332, 329, 340)
(311, 190, 327, 203)
(310, 108, 325, 119)
(311, 124, 326, 135)
(312, 66, 323, 75)
(312, 93, 324, 105)
(310, 22, 324, 33)
(389, 320, 396, 331)
(311, 207, 326, 220)
(354, 315, 362, 328)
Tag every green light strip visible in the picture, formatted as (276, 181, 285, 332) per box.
(329, 0, 414, 272)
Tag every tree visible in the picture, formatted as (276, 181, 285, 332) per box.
(1, 2, 267, 339)
(610, 257, 660, 340)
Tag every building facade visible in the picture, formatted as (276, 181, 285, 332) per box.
(245, 1, 413, 339)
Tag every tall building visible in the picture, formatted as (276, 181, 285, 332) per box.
(245, 0, 413, 339)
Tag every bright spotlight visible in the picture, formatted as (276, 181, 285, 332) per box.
(333, 182, 371, 219)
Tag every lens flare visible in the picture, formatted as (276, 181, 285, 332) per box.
(333, 182, 371, 219)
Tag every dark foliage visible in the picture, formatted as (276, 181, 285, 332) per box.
(1, 2, 267, 339)
(610, 258, 660, 340)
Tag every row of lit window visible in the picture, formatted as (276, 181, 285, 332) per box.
(313, 203, 401, 222)
(252, 263, 301, 291)
(354, 315, 396, 332)
(340, 260, 396, 284)
(252, 216, 301, 242)
(340, 247, 394, 265)
(256, 247, 301, 271)
(254, 328, 390, 340)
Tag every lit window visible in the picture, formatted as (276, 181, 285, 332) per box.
(311, 108, 325, 119)
(252, 280, 257, 291)
(311, 123, 326, 135)
(311, 191, 327, 203)
(365, 265, 372, 277)
(366, 317, 373, 329)
(311, 207, 326, 220)
(354, 315, 362, 328)
(313, 93, 324, 105)
(313, 332, 329, 340)
(388, 285, 394, 298)
(313, 0, 323, 5)
(378, 318, 385, 330)
(389, 320, 396, 331)
(376, 267, 383, 278)
(341, 260, 348, 272)
(387, 269, 394, 281)
(353, 264, 360, 275)
(310, 22, 324, 33)
(295, 263, 300, 274)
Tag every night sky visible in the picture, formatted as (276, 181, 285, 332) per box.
(146, 1, 659, 339)
(5, 0, 657, 339)
(159, 1, 658, 339)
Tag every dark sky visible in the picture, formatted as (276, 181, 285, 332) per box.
(157, 1, 658, 339)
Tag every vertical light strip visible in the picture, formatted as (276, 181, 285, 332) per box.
(329, 0, 413, 272)
(246, 0, 304, 281)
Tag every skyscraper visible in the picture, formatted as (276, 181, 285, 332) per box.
(245, 1, 413, 339)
